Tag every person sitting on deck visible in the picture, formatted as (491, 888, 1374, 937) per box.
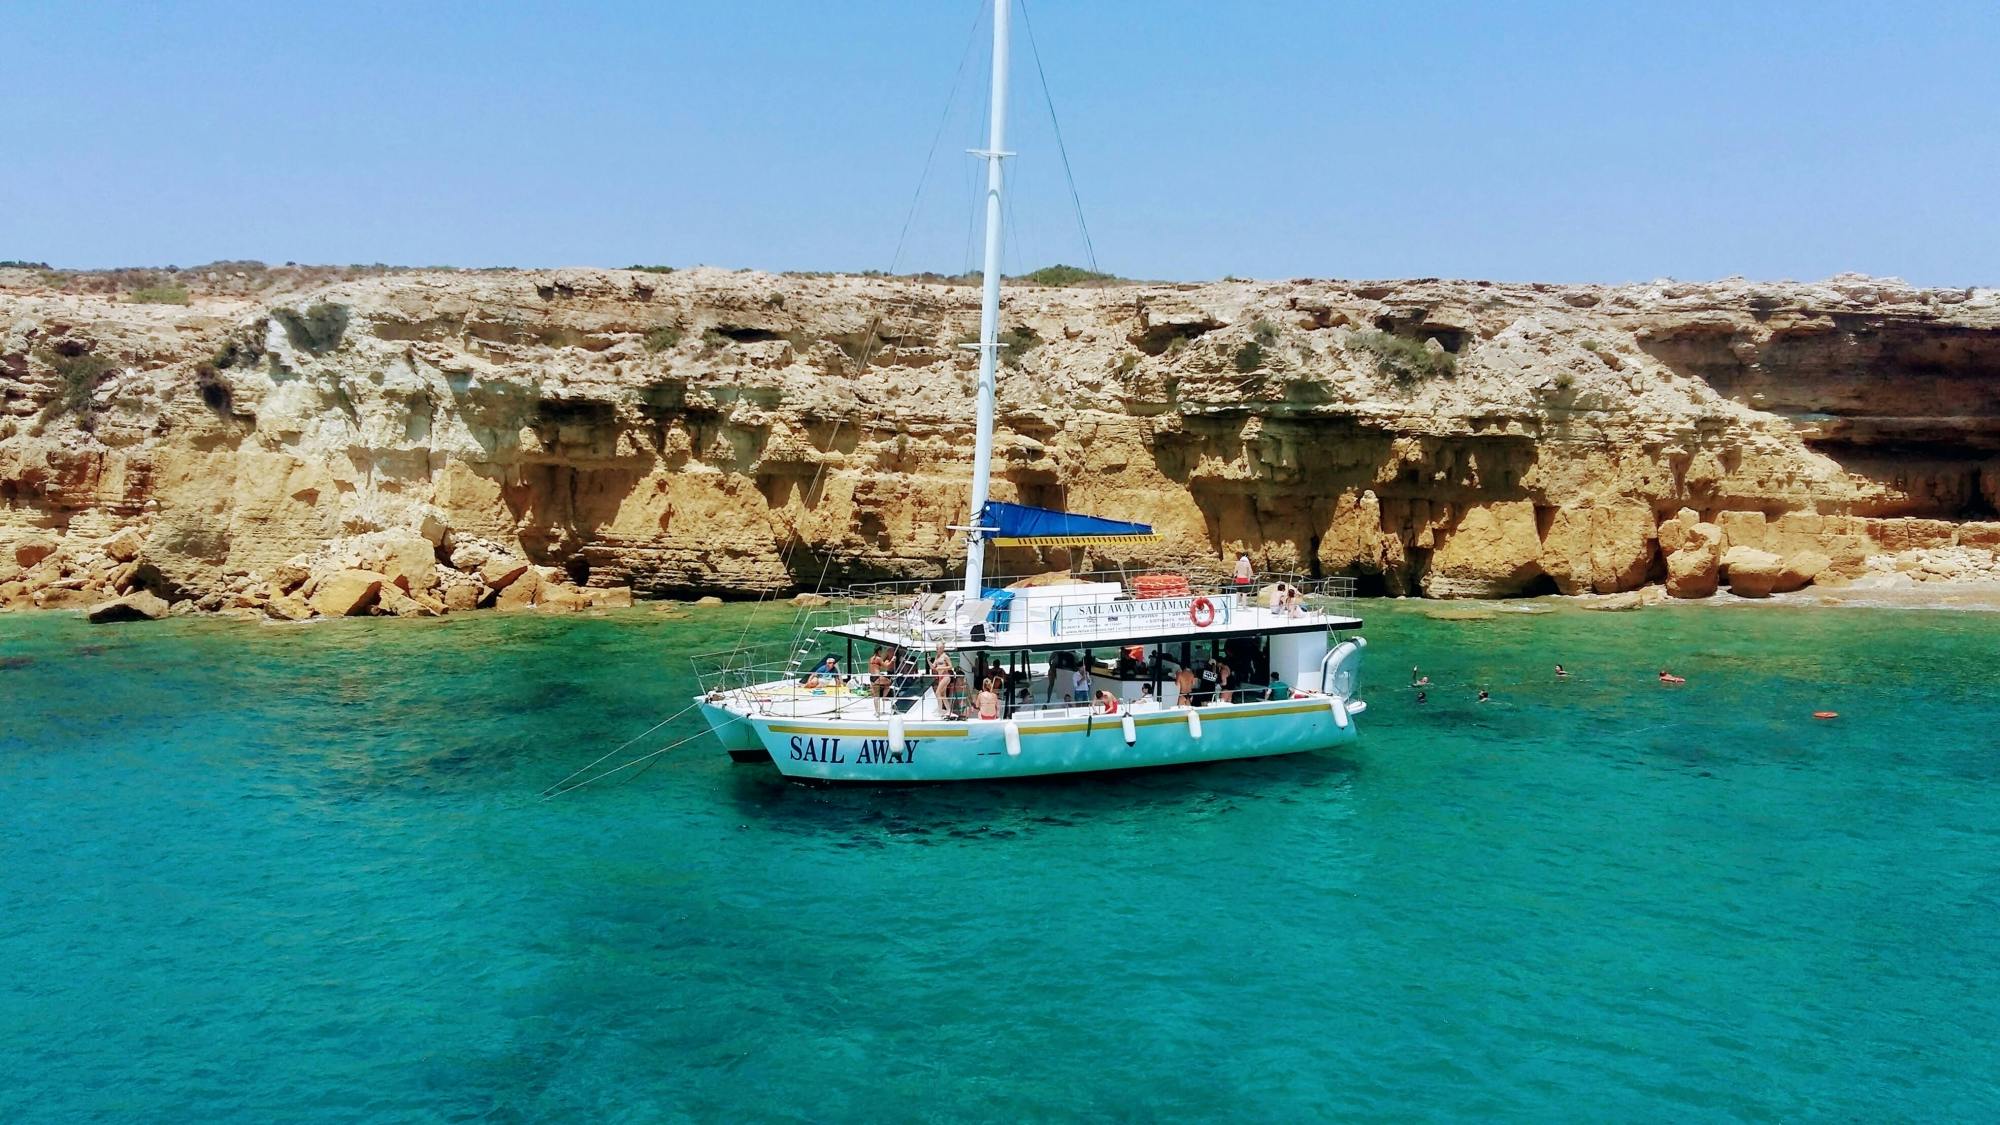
(803, 656, 840, 689)
(1267, 675, 1291, 701)
(1135, 685, 1158, 711)
(975, 677, 1002, 721)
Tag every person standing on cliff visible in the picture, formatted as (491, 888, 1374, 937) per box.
(1233, 553, 1254, 587)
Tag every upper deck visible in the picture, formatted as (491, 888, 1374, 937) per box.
(813, 572, 1362, 654)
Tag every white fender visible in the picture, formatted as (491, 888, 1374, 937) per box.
(1328, 695, 1349, 729)
(1345, 699, 1368, 716)
(1121, 713, 1137, 746)
(1003, 720, 1022, 757)
(888, 715, 906, 755)
(1186, 709, 1203, 740)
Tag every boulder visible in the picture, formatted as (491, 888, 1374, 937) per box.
(536, 583, 593, 612)
(86, 590, 171, 624)
(792, 592, 832, 607)
(1665, 542, 1720, 599)
(1775, 549, 1830, 593)
(376, 584, 439, 618)
(1721, 546, 1785, 598)
(1422, 501, 1547, 598)
(443, 583, 482, 613)
(375, 535, 442, 595)
(309, 570, 385, 617)
(101, 527, 145, 563)
(480, 555, 530, 590)
(694, 596, 724, 607)
(1539, 501, 1656, 594)
(494, 566, 541, 610)
(266, 592, 314, 621)
(1655, 509, 1701, 553)
(268, 558, 312, 593)
(13, 535, 58, 569)
(587, 586, 635, 609)
(1579, 590, 1643, 611)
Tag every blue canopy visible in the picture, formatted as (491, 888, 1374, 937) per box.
(980, 501, 1158, 547)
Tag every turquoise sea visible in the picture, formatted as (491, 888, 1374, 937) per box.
(4, 599, 1998, 1121)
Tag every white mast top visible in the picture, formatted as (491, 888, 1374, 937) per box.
(961, 0, 1010, 604)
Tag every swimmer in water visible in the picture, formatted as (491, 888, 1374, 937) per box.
(1477, 689, 1490, 703)
(1415, 690, 1428, 705)
(1658, 669, 1686, 685)
(1555, 664, 1568, 678)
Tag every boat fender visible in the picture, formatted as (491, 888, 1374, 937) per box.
(888, 715, 906, 756)
(1003, 720, 1022, 757)
(1121, 713, 1137, 746)
(1186, 709, 1203, 740)
(1189, 597, 1216, 628)
(1329, 694, 1348, 729)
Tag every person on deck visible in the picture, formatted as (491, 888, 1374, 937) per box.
(1234, 553, 1254, 586)
(1095, 689, 1120, 714)
(868, 648, 892, 716)
(976, 677, 1002, 721)
(1195, 660, 1220, 706)
(1267, 675, 1291, 701)
(803, 656, 840, 689)
(930, 649, 954, 712)
(1070, 663, 1091, 704)
(1175, 664, 1197, 707)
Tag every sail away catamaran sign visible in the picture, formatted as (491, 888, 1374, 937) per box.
(1048, 595, 1235, 638)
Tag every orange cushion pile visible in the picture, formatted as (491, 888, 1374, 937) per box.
(1132, 573, 1191, 598)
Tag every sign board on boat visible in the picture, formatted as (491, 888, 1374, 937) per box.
(1048, 595, 1235, 638)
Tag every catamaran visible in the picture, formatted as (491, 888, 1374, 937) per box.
(693, 0, 1366, 782)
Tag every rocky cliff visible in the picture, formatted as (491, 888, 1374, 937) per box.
(3, 264, 1998, 615)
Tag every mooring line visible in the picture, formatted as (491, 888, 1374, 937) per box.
(539, 700, 702, 797)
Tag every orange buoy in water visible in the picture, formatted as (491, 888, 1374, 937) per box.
(1813, 711, 1839, 720)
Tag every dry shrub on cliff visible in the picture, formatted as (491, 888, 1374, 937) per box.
(1233, 342, 1265, 373)
(273, 303, 350, 356)
(1349, 329, 1456, 384)
(35, 347, 112, 420)
(642, 325, 683, 353)
(1018, 264, 1121, 287)
(128, 285, 190, 305)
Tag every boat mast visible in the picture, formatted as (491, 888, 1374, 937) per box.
(962, 0, 1010, 604)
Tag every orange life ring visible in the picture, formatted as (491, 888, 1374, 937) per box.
(1189, 597, 1216, 627)
(1813, 711, 1838, 720)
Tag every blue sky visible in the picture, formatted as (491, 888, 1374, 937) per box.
(5, 0, 1997, 284)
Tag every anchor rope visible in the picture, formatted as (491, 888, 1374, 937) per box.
(542, 723, 720, 799)
(538, 700, 701, 797)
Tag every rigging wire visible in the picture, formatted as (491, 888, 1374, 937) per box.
(1018, 0, 1099, 275)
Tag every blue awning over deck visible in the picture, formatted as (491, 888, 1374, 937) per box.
(981, 501, 1158, 547)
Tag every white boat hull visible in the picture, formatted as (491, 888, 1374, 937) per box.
(701, 696, 1362, 782)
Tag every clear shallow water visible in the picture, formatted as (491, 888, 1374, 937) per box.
(3, 600, 1998, 1121)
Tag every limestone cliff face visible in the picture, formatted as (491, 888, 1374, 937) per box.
(3, 265, 1997, 604)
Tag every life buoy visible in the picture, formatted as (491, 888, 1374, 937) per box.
(1189, 597, 1216, 628)
(1813, 711, 1838, 720)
